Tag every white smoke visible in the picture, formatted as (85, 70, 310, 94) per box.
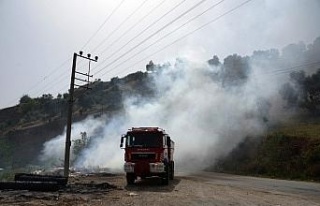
(39, 116, 107, 168)
(39, 57, 290, 172)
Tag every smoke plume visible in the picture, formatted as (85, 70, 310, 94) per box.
(40, 37, 320, 172)
(39, 61, 285, 172)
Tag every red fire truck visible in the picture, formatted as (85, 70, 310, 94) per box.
(120, 127, 175, 185)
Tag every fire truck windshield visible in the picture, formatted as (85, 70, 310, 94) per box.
(126, 133, 162, 148)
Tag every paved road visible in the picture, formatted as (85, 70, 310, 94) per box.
(187, 171, 320, 197)
(119, 171, 320, 205)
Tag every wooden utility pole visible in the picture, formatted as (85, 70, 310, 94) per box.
(64, 53, 77, 178)
(64, 51, 98, 178)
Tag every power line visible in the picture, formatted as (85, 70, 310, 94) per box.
(99, 0, 253, 78)
(29, 0, 144, 99)
(4, 0, 251, 108)
(29, 0, 129, 101)
(99, 0, 226, 77)
(5, 1, 127, 107)
(31, 57, 95, 98)
(94, 0, 210, 76)
(75, 0, 128, 72)
(95, 61, 320, 102)
(91, 0, 150, 53)
(30, 58, 70, 93)
(4, 58, 71, 106)
(6, 0, 175, 107)
(52, 59, 102, 97)
(29, 59, 93, 98)
(265, 61, 320, 76)
(81, 0, 126, 50)
(28, 59, 98, 98)
(32, 71, 70, 98)
(94, 0, 188, 72)
(43, 0, 320, 108)
(97, 0, 167, 57)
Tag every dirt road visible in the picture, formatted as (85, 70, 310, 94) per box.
(1, 171, 320, 206)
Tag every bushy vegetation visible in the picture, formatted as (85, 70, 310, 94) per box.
(18, 93, 68, 123)
(213, 123, 320, 181)
(0, 137, 12, 168)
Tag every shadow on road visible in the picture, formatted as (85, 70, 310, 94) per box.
(125, 177, 181, 192)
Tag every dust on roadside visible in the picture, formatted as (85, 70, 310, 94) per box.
(0, 171, 183, 206)
(0, 173, 123, 206)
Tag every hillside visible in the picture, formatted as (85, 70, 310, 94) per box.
(1, 37, 320, 181)
(0, 71, 154, 169)
(210, 120, 320, 181)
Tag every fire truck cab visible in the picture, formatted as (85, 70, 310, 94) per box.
(120, 127, 174, 185)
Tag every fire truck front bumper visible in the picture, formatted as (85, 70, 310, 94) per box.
(124, 162, 165, 174)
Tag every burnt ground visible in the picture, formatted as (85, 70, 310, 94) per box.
(1, 172, 320, 206)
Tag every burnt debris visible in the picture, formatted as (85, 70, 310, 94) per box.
(0, 173, 67, 192)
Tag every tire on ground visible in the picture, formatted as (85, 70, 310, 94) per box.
(161, 164, 169, 185)
(170, 161, 174, 180)
(126, 173, 135, 185)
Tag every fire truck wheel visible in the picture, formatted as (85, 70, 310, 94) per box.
(161, 164, 169, 185)
(170, 161, 174, 180)
(126, 173, 135, 185)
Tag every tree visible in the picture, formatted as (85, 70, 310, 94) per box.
(19, 95, 35, 115)
(290, 71, 306, 85)
(146, 60, 155, 72)
(78, 93, 94, 109)
(282, 42, 306, 62)
(208, 55, 220, 66)
(221, 54, 250, 87)
(280, 69, 320, 114)
(305, 36, 320, 61)
(279, 83, 299, 107)
(19, 95, 32, 104)
(72, 132, 90, 163)
(303, 69, 320, 114)
(63, 93, 69, 100)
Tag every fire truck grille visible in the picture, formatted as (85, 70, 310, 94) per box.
(131, 153, 156, 160)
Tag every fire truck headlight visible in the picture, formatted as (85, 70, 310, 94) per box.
(124, 162, 135, 173)
(149, 163, 165, 173)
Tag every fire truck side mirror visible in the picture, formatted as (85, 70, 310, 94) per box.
(167, 136, 171, 147)
(120, 135, 124, 148)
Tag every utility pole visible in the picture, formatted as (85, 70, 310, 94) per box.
(64, 51, 98, 178)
